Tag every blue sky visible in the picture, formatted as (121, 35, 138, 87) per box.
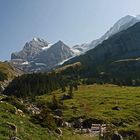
(1, 0, 140, 60)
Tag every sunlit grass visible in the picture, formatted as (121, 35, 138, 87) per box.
(38, 84, 140, 128)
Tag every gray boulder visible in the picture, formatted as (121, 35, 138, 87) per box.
(55, 128, 63, 136)
(112, 131, 123, 140)
(10, 137, 21, 140)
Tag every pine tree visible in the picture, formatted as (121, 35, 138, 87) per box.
(68, 84, 74, 98)
(51, 94, 59, 110)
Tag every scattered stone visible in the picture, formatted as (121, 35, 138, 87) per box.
(73, 118, 83, 129)
(27, 104, 40, 115)
(10, 136, 21, 140)
(61, 94, 71, 100)
(112, 106, 122, 111)
(13, 107, 17, 114)
(55, 128, 63, 136)
(0, 85, 5, 93)
(16, 109, 25, 117)
(112, 131, 123, 140)
(86, 128, 92, 133)
(6, 122, 17, 134)
(20, 121, 23, 124)
(54, 115, 63, 127)
(62, 121, 71, 128)
(54, 109, 63, 117)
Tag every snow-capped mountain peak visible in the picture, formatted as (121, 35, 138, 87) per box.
(42, 44, 52, 50)
(32, 37, 47, 43)
(136, 15, 140, 20)
(29, 37, 50, 47)
(106, 15, 138, 36)
(78, 15, 140, 51)
(11, 38, 76, 72)
(32, 37, 39, 42)
(115, 15, 135, 27)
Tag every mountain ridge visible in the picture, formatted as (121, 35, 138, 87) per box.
(63, 22, 140, 79)
(10, 15, 140, 74)
(73, 15, 140, 53)
(10, 38, 76, 72)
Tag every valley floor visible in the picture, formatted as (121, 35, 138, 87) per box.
(1, 84, 140, 139)
(38, 84, 140, 139)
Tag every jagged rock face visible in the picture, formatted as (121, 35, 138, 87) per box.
(10, 38, 75, 72)
(11, 15, 140, 73)
(34, 41, 74, 68)
(11, 38, 50, 61)
(74, 15, 140, 52)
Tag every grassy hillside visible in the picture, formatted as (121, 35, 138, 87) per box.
(38, 84, 140, 132)
(0, 96, 55, 140)
(0, 95, 97, 140)
(2, 84, 140, 139)
(0, 61, 23, 92)
(0, 62, 22, 81)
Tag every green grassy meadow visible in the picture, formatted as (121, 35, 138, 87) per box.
(0, 101, 56, 140)
(1, 84, 140, 139)
(38, 84, 140, 130)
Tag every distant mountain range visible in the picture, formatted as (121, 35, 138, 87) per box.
(10, 15, 140, 73)
(10, 38, 79, 72)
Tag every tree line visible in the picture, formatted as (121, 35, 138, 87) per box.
(3, 70, 80, 98)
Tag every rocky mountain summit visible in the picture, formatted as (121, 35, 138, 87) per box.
(10, 15, 140, 73)
(10, 38, 76, 72)
(11, 38, 50, 61)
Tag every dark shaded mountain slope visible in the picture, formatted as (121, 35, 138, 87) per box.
(64, 22, 140, 79)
